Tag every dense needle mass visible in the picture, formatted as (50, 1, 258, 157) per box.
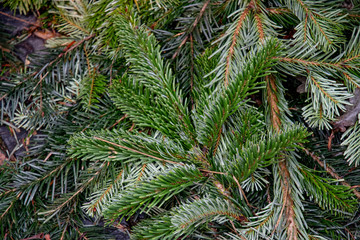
(0, 1, 360, 239)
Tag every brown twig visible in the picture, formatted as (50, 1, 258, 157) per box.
(212, 126, 222, 155)
(278, 160, 299, 239)
(129, 122, 135, 132)
(233, 175, 257, 210)
(229, 220, 246, 240)
(267, 71, 299, 238)
(43, 152, 53, 162)
(224, 2, 252, 86)
(190, 33, 195, 109)
(50, 34, 96, 66)
(200, 169, 226, 175)
(109, 114, 127, 130)
(20, 233, 44, 240)
(0, 11, 41, 27)
(254, 13, 265, 43)
(266, 75, 281, 130)
(0, 201, 15, 220)
(171, 0, 210, 59)
(0, 93, 8, 101)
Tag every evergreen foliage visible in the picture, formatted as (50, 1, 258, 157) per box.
(1, 0, 360, 239)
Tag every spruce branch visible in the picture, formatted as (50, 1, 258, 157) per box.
(39, 162, 106, 222)
(84, 169, 124, 217)
(224, 1, 253, 87)
(266, 69, 304, 240)
(171, 0, 211, 59)
(196, 38, 279, 149)
(283, 0, 346, 50)
(103, 165, 205, 220)
(266, 75, 282, 130)
(301, 144, 360, 200)
(113, 15, 196, 143)
(299, 166, 357, 213)
(93, 136, 184, 166)
(1, 1, 360, 238)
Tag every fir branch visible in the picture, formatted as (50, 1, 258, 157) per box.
(113, 15, 196, 143)
(85, 169, 124, 216)
(224, 1, 253, 87)
(171, 0, 211, 59)
(284, 0, 346, 50)
(132, 197, 243, 240)
(196, 38, 279, 149)
(0, 0, 46, 14)
(303, 71, 352, 129)
(14, 158, 75, 205)
(246, 204, 275, 235)
(103, 165, 205, 220)
(342, 71, 360, 89)
(93, 136, 184, 166)
(266, 75, 282, 130)
(172, 197, 243, 229)
(278, 160, 301, 240)
(225, 125, 310, 182)
(54, 0, 91, 37)
(341, 123, 360, 166)
(266, 68, 302, 240)
(301, 144, 360, 200)
(40, 162, 106, 221)
(254, 13, 265, 43)
(2, 1, 360, 238)
(69, 129, 189, 165)
(299, 166, 357, 213)
(309, 75, 338, 103)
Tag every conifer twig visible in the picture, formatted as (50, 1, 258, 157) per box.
(224, 1, 253, 86)
(0, 11, 41, 27)
(300, 144, 360, 200)
(171, 0, 211, 59)
(232, 175, 256, 209)
(93, 136, 184, 165)
(267, 73, 299, 238)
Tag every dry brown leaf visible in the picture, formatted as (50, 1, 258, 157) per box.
(25, 56, 31, 66)
(33, 29, 58, 40)
(0, 151, 7, 165)
(334, 88, 360, 132)
(20, 233, 44, 240)
(296, 76, 307, 94)
(342, 0, 354, 10)
(0, 45, 11, 53)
